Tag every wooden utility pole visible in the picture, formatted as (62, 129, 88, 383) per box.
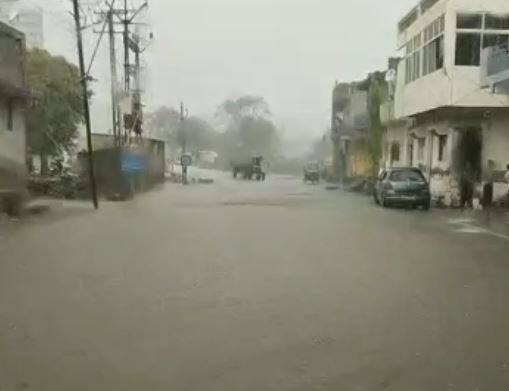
(72, 0, 99, 209)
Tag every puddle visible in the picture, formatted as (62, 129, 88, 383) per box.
(455, 227, 486, 234)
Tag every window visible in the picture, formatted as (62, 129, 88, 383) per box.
(7, 99, 13, 131)
(455, 33, 481, 65)
(457, 13, 483, 29)
(438, 134, 447, 161)
(423, 15, 445, 76)
(389, 169, 425, 182)
(455, 13, 509, 66)
(483, 34, 509, 50)
(417, 138, 425, 161)
(405, 33, 422, 83)
(408, 15, 445, 81)
(485, 14, 509, 30)
(390, 142, 400, 163)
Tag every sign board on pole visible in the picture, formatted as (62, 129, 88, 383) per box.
(121, 152, 145, 175)
(180, 153, 192, 167)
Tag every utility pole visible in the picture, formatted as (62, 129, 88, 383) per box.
(72, 0, 99, 209)
(107, 10, 119, 145)
(180, 102, 187, 153)
(95, 0, 148, 144)
(180, 102, 189, 185)
(123, 0, 130, 92)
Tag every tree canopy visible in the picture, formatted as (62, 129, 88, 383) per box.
(145, 106, 217, 153)
(26, 49, 84, 166)
(217, 95, 279, 160)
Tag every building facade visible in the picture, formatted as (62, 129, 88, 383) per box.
(0, 20, 28, 213)
(331, 81, 373, 180)
(381, 0, 509, 206)
(0, 0, 43, 49)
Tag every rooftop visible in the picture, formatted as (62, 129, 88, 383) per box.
(398, 0, 441, 33)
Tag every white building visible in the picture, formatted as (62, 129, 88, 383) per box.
(0, 20, 28, 213)
(381, 0, 509, 206)
(0, 0, 43, 49)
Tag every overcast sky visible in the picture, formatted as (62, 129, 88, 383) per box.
(35, 0, 417, 155)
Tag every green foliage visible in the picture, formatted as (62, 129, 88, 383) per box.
(177, 116, 217, 152)
(26, 49, 84, 157)
(367, 77, 386, 175)
(145, 106, 180, 141)
(218, 95, 270, 123)
(217, 95, 279, 160)
(146, 106, 217, 153)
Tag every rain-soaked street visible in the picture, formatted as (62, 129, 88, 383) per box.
(1, 173, 509, 391)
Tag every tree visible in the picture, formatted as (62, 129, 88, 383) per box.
(145, 106, 218, 153)
(145, 106, 180, 141)
(366, 74, 387, 175)
(26, 49, 84, 175)
(217, 95, 279, 161)
(218, 95, 270, 123)
(177, 116, 217, 153)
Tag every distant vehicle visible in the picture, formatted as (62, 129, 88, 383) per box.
(232, 156, 266, 181)
(374, 167, 431, 210)
(303, 162, 320, 184)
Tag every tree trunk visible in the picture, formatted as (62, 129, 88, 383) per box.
(40, 153, 48, 177)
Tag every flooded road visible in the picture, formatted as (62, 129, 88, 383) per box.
(1, 173, 508, 390)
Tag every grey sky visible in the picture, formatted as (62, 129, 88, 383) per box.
(39, 0, 417, 155)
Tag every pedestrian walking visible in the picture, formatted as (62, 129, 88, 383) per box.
(482, 160, 495, 208)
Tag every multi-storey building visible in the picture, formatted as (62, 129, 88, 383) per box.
(0, 20, 28, 214)
(0, 0, 43, 49)
(381, 0, 509, 205)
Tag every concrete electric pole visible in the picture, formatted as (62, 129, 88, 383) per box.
(72, 0, 99, 209)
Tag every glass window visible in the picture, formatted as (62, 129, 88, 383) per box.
(457, 13, 483, 29)
(405, 57, 412, 84)
(413, 51, 420, 80)
(423, 36, 444, 75)
(485, 14, 509, 30)
(483, 34, 509, 50)
(389, 169, 425, 182)
(455, 33, 481, 66)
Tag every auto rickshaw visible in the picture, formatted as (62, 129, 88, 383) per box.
(303, 162, 320, 184)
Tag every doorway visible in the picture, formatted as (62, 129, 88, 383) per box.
(453, 127, 482, 206)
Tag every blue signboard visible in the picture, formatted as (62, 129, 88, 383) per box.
(121, 152, 145, 175)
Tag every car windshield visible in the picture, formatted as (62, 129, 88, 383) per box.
(389, 170, 425, 182)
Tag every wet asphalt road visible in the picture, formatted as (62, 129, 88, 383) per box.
(1, 173, 509, 391)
